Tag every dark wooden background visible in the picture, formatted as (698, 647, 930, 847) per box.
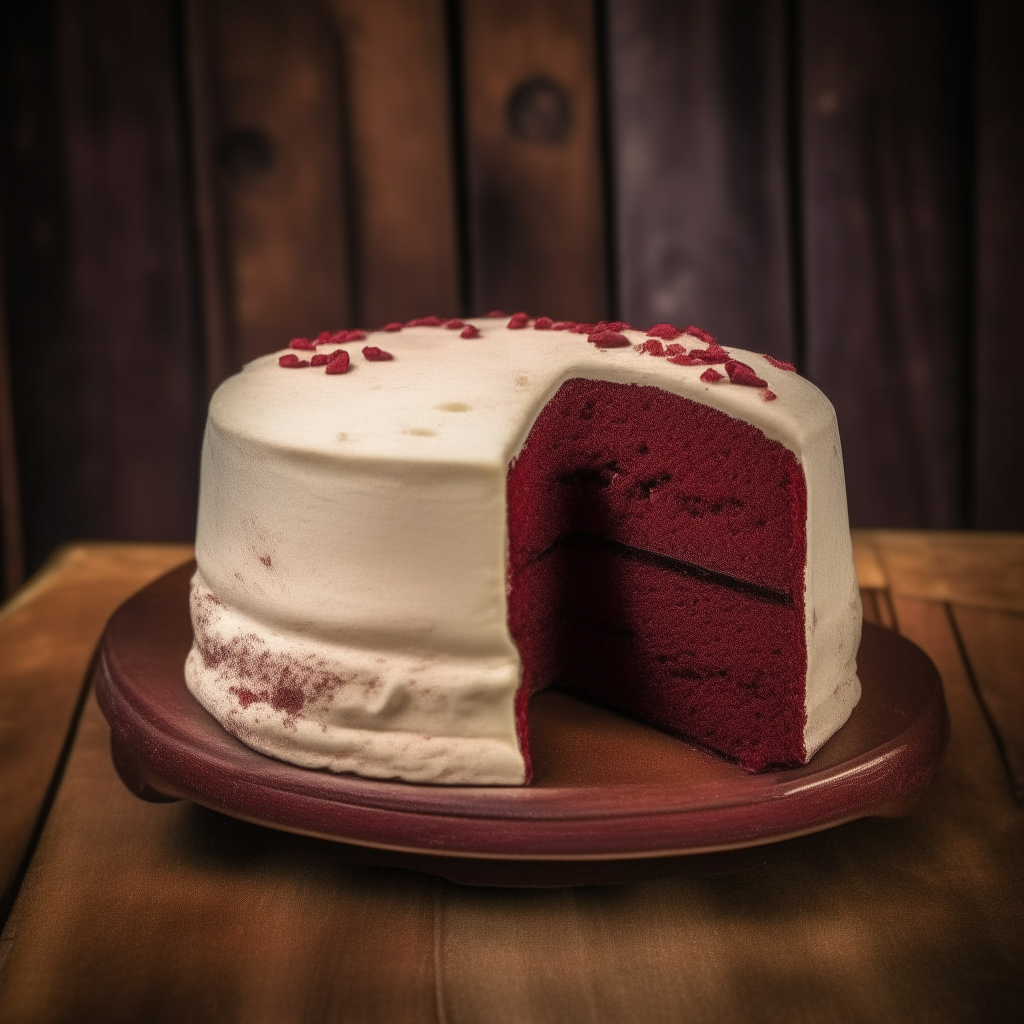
(1, 0, 1021, 593)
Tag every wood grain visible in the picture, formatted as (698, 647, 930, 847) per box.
(327, 0, 461, 327)
(866, 530, 1024, 613)
(606, 0, 794, 357)
(458, 0, 608, 320)
(950, 604, 1024, 802)
(802, 0, 970, 528)
(1, 1, 201, 573)
(0, 544, 191, 924)
(0, 695, 438, 1024)
(436, 604, 1023, 1024)
(974, 0, 1024, 529)
(187, 0, 353, 371)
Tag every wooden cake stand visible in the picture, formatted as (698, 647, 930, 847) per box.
(94, 563, 949, 886)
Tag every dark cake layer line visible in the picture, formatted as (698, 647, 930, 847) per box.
(534, 531, 794, 608)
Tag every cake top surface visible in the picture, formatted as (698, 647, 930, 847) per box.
(209, 317, 836, 468)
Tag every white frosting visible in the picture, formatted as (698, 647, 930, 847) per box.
(186, 319, 861, 784)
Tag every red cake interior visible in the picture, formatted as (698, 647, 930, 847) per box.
(506, 378, 808, 777)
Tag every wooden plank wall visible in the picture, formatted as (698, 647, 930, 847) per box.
(0, 0, 203, 586)
(0, 0, 1021, 589)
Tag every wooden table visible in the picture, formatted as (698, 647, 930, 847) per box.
(0, 534, 1021, 1023)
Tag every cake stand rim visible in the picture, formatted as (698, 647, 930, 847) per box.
(93, 561, 950, 863)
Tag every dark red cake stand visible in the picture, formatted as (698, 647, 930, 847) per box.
(94, 563, 948, 887)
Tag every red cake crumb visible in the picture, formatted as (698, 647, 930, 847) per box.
(506, 378, 808, 776)
(289, 337, 315, 350)
(682, 325, 715, 344)
(641, 339, 666, 356)
(762, 354, 796, 372)
(278, 354, 309, 368)
(406, 315, 443, 327)
(665, 343, 686, 356)
(605, 321, 632, 332)
(346, 329, 366, 341)
(508, 312, 530, 329)
(571, 323, 596, 334)
(362, 345, 393, 361)
(325, 351, 351, 374)
(763, 389, 778, 401)
(689, 344, 730, 364)
(383, 322, 402, 332)
(444, 319, 466, 329)
(486, 309, 505, 317)
(725, 360, 768, 387)
(315, 331, 333, 345)
(460, 325, 481, 339)
(647, 323, 682, 340)
(310, 353, 331, 366)
(700, 367, 724, 382)
(589, 330, 631, 348)
(667, 353, 704, 366)
(534, 316, 554, 329)
(551, 321, 574, 330)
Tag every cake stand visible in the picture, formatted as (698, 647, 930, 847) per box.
(94, 563, 949, 886)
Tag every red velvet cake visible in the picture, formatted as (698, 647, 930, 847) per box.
(186, 316, 862, 785)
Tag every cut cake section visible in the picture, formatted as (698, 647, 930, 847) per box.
(507, 378, 808, 773)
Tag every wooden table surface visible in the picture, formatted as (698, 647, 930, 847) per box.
(0, 533, 1021, 1023)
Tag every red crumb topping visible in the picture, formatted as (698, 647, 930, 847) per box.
(346, 329, 366, 341)
(406, 315, 443, 327)
(325, 350, 351, 374)
(682, 325, 715, 344)
(363, 345, 393, 361)
(589, 330, 631, 349)
(310, 353, 331, 366)
(641, 339, 666, 356)
(725, 359, 768, 387)
(665, 343, 686, 356)
(289, 337, 315, 351)
(551, 321, 574, 330)
(508, 312, 530, 329)
(667, 353, 704, 366)
(460, 325, 480, 338)
(383, 322, 402, 332)
(444, 319, 466, 329)
(700, 367, 724, 382)
(315, 331, 332, 345)
(605, 321, 632, 331)
(279, 354, 309, 368)
(486, 309, 505, 317)
(647, 323, 682, 340)
(763, 389, 778, 401)
(534, 316, 554, 329)
(763, 354, 797, 372)
(688, 344, 730, 364)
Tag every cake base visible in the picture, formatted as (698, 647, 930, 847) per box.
(95, 563, 948, 887)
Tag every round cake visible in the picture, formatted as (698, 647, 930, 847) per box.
(185, 314, 862, 785)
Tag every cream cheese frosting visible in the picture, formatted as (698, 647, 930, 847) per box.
(185, 318, 862, 784)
